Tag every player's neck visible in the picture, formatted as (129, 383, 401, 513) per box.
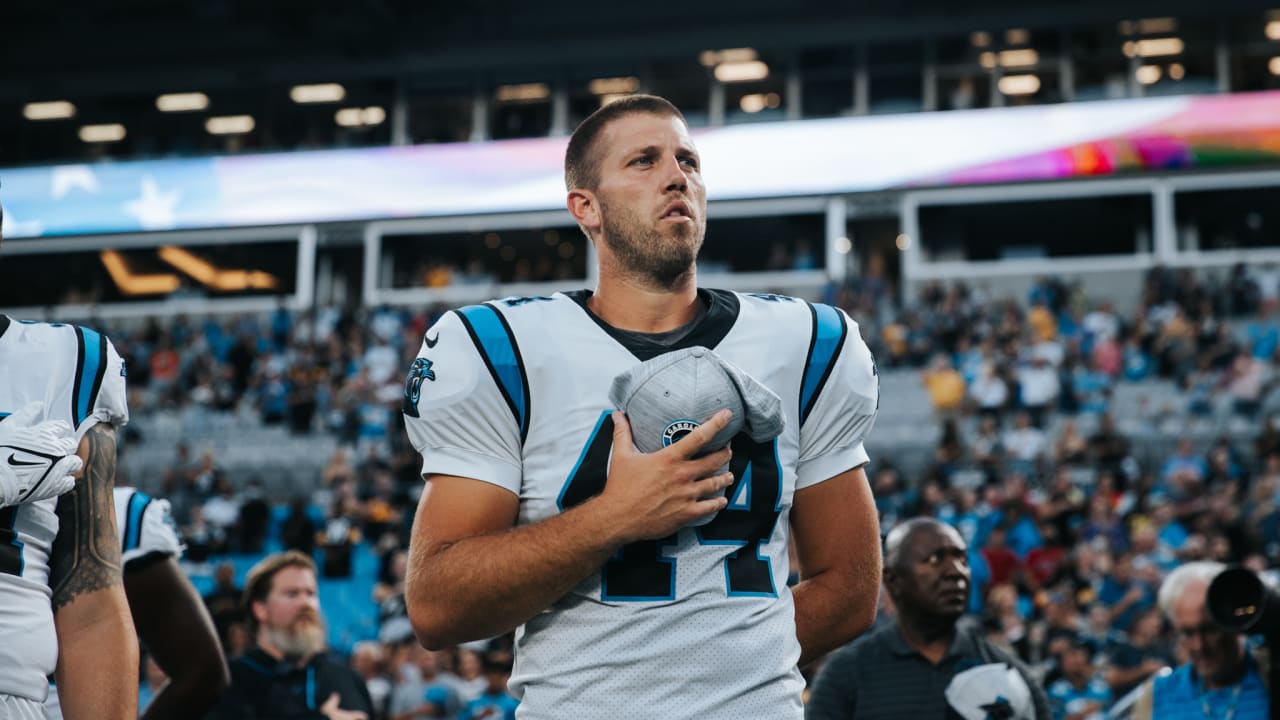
(588, 272, 700, 333)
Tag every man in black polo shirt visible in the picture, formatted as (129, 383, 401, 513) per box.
(209, 551, 373, 719)
(807, 518, 1051, 719)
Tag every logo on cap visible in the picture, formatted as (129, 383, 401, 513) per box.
(662, 419, 700, 448)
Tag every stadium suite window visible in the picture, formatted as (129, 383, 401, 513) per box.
(379, 226, 588, 288)
(1227, 13, 1280, 92)
(799, 47, 855, 118)
(645, 58, 712, 127)
(408, 85, 473, 144)
(1071, 24, 1135, 101)
(0, 242, 299, 307)
(916, 195, 1153, 262)
(868, 41, 925, 115)
(1175, 186, 1280, 251)
(698, 214, 825, 274)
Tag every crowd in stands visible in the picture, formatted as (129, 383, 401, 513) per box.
(86, 260, 1280, 719)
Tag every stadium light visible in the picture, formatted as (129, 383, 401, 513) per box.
(205, 115, 255, 135)
(79, 123, 126, 142)
(998, 74, 1041, 95)
(970, 31, 991, 48)
(1137, 17, 1178, 34)
(1268, 20, 1280, 40)
(715, 60, 769, 83)
(24, 101, 76, 120)
(1169, 63, 1186, 80)
(895, 234, 912, 251)
(1270, 56, 1280, 75)
(99, 250, 181, 295)
(495, 83, 550, 102)
(979, 52, 997, 69)
(588, 77, 640, 95)
(290, 83, 346, 104)
(740, 94, 766, 113)
(1136, 65, 1162, 84)
(156, 92, 209, 112)
(835, 237, 852, 254)
(1133, 38, 1184, 57)
(1004, 28, 1031, 45)
(700, 48, 758, 67)
(999, 49, 1040, 68)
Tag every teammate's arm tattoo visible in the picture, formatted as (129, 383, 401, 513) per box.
(48, 424, 122, 610)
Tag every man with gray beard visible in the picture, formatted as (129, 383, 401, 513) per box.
(209, 551, 373, 720)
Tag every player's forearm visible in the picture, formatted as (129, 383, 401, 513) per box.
(407, 497, 625, 648)
(54, 590, 139, 720)
(792, 566, 880, 668)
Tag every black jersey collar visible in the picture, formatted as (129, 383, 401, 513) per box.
(565, 288, 740, 361)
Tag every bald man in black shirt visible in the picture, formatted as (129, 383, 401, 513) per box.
(807, 518, 1051, 719)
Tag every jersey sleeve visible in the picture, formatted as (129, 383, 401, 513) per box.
(92, 336, 129, 430)
(120, 492, 183, 567)
(796, 306, 879, 489)
(401, 309, 523, 495)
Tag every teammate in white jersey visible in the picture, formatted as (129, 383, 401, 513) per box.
(44, 487, 229, 720)
(0, 205, 139, 720)
(402, 95, 883, 719)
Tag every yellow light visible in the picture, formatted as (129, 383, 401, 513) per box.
(1269, 56, 1280, 76)
(1136, 65, 1162, 85)
(739, 94, 767, 113)
(100, 250, 181, 295)
(205, 115, 255, 135)
(335, 108, 364, 127)
(1137, 18, 1178, 34)
(999, 49, 1040, 68)
(1169, 63, 1186, 80)
(155, 92, 209, 112)
(979, 52, 997, 69)
(23, 101, 76, 120)
(1133, 37, 1185, 57)
(998, 74, 1041, 95)
(895, 234, 912, 251)
(970, 31, 991, 48)
(362, 106, 386, 125)
(1004, 28, 1031, 45)
(1266, 20, 1280, 40)
(495, 83, 550, 102)
(78, 124, 126, 142)
(290, 83, 346, 104)
(588, 77, 640, 95)
(714, 61, 770, 83)
(157, 246, 279, 291)
(1122, 41, 1138, 58)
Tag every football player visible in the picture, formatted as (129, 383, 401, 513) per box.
(402, 95, 882, 719)
(0, 203, 139, 720)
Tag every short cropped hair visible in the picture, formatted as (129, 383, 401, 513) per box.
(564, 94, 686, 192)
(242, 550, 317, 631)
(1157, 561, 1225, 622)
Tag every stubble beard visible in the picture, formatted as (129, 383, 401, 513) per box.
(599, 198, 703, 291)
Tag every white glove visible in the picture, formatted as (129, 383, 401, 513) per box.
(0, 402, 83, 507)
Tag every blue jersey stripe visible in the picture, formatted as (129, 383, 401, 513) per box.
(73, 326, 106, 427)
(123, 491, 152, 553)
(799, 303, 848, 425)
(456, 305, 530, 442)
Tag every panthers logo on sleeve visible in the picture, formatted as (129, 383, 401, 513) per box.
(402, 357, 436, 418)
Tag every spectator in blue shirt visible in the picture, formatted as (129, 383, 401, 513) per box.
(1046, 638, 1112, 720)
(458, 651, 519, 720)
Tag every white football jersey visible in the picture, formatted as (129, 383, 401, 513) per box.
(114, 488, 182, 567)
(403, 290, 878, 720)
(0, 317, 128, 702)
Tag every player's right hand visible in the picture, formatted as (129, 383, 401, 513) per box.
(0, 401, 83, 507)
(600, 409, 735, 542)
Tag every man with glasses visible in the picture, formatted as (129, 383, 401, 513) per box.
(1131, 562, 1268, 719)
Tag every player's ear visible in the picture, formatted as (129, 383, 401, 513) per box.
(251, 599, 269, 626)
(567, 189, 601, 233)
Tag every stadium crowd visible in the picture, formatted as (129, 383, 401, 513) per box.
(90, 260, 1280, 719)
